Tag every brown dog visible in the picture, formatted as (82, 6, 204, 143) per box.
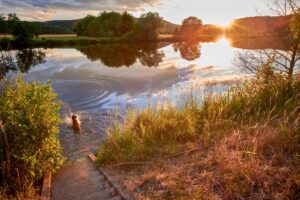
(72, 115, 81, 133)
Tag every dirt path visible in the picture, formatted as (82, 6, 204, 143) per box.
(51, 112, 122, 200)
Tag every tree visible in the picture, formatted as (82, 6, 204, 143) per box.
(6, 13, 19, 34)
(182, 17, 203, 28)
(73, 15, 96, 36)
(74, 12, 136, 37)
(12, 22, 33, 47)
(238, 0, 300, 81)
(121, 12, 136, 33)
(176, 16, 203, 40)
(134, 12, 164, 40)
(0, 14, 6, 34)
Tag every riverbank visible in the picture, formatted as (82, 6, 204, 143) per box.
(96, 75, 300, 199)
(0, 34, 178, 49)
(0, 34, 225, 50)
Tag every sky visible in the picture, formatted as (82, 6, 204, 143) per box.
(0, 0, 272, 25)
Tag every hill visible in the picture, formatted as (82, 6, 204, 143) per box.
(226, 15, 292, 37)
(39, 20, 77, 34)
(160, 20, 179, 34)
(38, 19, 179, 35)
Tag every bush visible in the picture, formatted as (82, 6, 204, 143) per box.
(0, 77, 64, 195)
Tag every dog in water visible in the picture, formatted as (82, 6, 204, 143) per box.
(72, 115, 81, 133)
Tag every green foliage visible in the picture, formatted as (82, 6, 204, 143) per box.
(73, 15, 96, 36)
(133, 12, 164, 40)
(73, 11, 136, 37)
(73, 11, 163, 40)
(0, 13, 41, 48)
(97, 74, 300, 165)
(0, 77, 64, 194)
(12, 22, 33, 47)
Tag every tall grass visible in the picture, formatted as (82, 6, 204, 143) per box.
(97, 74, 300, 165)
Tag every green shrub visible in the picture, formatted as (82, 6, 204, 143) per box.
(0, 77, 64, 195)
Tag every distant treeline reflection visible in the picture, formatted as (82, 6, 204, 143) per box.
(0, 49, 45, 79)
(77, 42, 202, 68)
(0, 36, 288, 80)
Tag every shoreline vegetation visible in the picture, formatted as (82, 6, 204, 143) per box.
(0, 11, 290, 50)
(0, 34, 226, 50)
(0, 34, 177, 49)
(96, 73, 300, 199)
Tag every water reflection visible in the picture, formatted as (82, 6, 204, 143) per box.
(0, 36, 291, 112)
(227, 35, 288, 50)
(173, 42, 201, 61)
(0, 52, 16, 79)
(0, 49, 45, 79)
(77, 43, 166, 68)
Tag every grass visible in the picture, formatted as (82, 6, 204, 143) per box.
(97, 74, 300, 164)
(96, 73, 300, 199)
(0, 34, 176, 49)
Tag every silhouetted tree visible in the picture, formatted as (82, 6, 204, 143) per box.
(176, 16, 203, 40)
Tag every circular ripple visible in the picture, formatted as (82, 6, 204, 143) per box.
(52, 77, 121, 111)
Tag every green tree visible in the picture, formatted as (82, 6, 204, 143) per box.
(73, 15, 96, 36)
(6, 13, 19, 34)
(134, 12, 164, 40)
(12, 22, 33, 47)
(121, 12, 136, 33)
(0, 14, 6, 34)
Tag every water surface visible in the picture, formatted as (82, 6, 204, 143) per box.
(1, 36, 283, 113)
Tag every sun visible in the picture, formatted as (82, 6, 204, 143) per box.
(218, 19, 234, 29)
(217, 36, 232, 46)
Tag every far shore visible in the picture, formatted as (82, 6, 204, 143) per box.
(0, 34, 224, 49)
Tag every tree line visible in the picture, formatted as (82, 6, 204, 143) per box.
(73, 11, 164, 40)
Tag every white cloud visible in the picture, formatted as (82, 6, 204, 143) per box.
(0, 0, 163, 20)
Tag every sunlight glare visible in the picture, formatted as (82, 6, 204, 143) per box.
(217, 36, 232, 47)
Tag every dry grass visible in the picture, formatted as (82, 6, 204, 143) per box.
(106, 124, 300, 199)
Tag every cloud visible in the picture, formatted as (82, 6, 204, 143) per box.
(0, 0, 162, 20)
